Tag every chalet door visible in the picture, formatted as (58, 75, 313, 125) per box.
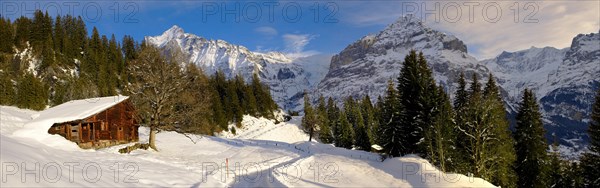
(117, 126, 124, 141)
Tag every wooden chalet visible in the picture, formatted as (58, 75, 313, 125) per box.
(45, 96, 139, 149)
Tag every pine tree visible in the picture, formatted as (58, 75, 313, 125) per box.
(122, 35, 138, 62)
(211, 88, 228, 130)
(482, 73, 517, 187)
(0, 73, 15, 105)
(548, 135, 573, 188)
(39, 34, 55, 71)
(469, 73, 482, 99)
(317, 95, 333, 143)
(327, 97, 341, 144)
(211, 70, 228, 130)
(176, 64, 214, 135)
(351, 98, 370, 151)
(252, 73, 275, 118)
(338, 111, 354, 149)
(83, 27, 101, 82)
(453, 73, 517, 185)
(396, 50, 437, 155)
(514, 89, 548, 188)
(581, 88, 600, 187)
(226, 79, 243, 125)
(63, 75, 99, 102)
(107, 34, 121, 93)
(361, 95, 378, 145)
(245, 85, 259, 116)
(13, 17, 31, 48)
(53, 15, 64, 53)
(344, 97, 357, 128)
(16, 73, 48, 110)
(380, 80, 403, 157)
(31, 11, 52, 47)
(71, 16, 87, 59)
(354, 119, 371, 151)
(453, 72, 470, 173)
(0, 17, 14, 53)
(425, 86, 456, 172)
(234, 75, 258, 116)
(374, 95, 384, 145)
(454, 72, 468, 110)
(302, 92, 317, 141)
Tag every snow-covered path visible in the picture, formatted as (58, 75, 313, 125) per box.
(219, 115, 311, 143)
(1, 106, 496, 187)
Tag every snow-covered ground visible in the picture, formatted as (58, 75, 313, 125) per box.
(1, 106, 496, 187)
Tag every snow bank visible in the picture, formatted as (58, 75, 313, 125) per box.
(0, 106, 37, 134)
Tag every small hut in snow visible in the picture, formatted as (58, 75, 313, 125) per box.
(39, 96, 139, 149)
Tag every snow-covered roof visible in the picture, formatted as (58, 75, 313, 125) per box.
(35, 96, 129, 124)
(13, 96, 129, 143)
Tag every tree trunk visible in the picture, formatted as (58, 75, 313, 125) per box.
(149, 127, 158, 151)
(308, 126, 313, 142)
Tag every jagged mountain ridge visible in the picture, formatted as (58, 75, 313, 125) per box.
(317, 15, 490, 105)
(145, 26, 330, 110)
(481, 46, 569, 104)
(483, 32, 600, 158)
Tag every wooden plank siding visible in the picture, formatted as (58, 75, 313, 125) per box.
(47, 99, 139, 149)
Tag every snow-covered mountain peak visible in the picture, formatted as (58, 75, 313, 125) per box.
(489, 46, 567, 73)
(386, 14, 426, 31)
(166, 25, 185, 36)
(375, 14, 468, 54)
(146, 26, 330, 111)
(318, 14, 484, 106)
(565, 32, 600, 63)
(149, 25, 188, 46)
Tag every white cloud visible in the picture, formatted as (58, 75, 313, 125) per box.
(426, 1, 600, 59)
(282, 34, 319, 58)
(255, 26, 278, 37)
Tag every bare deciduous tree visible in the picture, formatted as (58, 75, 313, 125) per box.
(126, 45, 187, 151)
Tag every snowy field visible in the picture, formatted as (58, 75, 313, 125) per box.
(0, 106, 496, 187)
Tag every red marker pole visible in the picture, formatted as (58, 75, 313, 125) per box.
(226, 158, 229, 178)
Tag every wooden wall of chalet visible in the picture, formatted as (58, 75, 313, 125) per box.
(48, 100, 139, 149)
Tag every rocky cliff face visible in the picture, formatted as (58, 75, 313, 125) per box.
(317, 15, 489, 104)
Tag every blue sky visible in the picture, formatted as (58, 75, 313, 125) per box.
(2, 0, 598, 59)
